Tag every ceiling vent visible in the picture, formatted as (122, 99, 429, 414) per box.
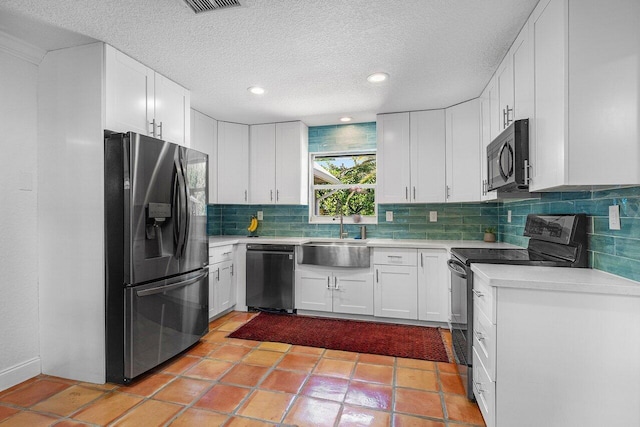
(183, 0, 245, 14)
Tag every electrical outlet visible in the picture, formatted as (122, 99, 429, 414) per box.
(386, 211, 393, 222)
(609, 205, 621, 230)
(429, 211, 438, 222)
(507, 210, 512, 223)
(257, 211, 263, 221)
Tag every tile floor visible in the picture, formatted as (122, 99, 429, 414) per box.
(0, 311, 486, 426)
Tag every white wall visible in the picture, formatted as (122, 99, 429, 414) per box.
(0, 47, 41, 390)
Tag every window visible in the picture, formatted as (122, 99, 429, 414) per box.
(309, 151, 377, 224)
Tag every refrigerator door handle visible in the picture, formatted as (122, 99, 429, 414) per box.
(181, 150, 192, 256)
(173, 157, 187, 259)
(135, 270, 208, 297)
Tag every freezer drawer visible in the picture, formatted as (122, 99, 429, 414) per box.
(124, 269, 208, 379)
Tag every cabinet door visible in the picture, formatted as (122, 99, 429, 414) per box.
(511, 22, 533, 122)
(191, 110, 217, 203)
(377, 113, 411, 203)
(445, 99, 481, 202)
(155, 73, 190, 146)
(275, 122, 308, 205)
(217, 121, 250, 204)
(480, 81, 498, 201)
(333, 270, 374, 315)
(496, 57, 514, 132)
(529, 0, 566, 191)
(295, 268, 332, 312)
(105, 45, 154, 136)
(409, 110, 446, 203)
(374, 265, 418, 320)
(208, 265, 216, 318)
(417, 250, 449, 322)
(249, 123, 276, 204)
(216, 260, 236, 313)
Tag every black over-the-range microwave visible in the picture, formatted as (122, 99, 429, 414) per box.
(486, 119, 530, 192)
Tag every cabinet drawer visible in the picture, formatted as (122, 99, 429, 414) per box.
(473, 274, 496, 323)
(473, 307, 496, 381)
(472, 347, 495, 427)
(209, 245, 234, 264)
(373, 248, 417, 266)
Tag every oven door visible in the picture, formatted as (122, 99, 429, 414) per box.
(124, 268, 209, 380)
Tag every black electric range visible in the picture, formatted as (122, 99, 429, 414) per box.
(448, 214, 588, 401)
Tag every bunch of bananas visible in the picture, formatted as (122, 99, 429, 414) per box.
(247, 215, 259, 233)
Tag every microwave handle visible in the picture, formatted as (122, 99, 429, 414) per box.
(498, 142, 514, 180)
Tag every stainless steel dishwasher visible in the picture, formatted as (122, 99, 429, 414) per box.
(246, 244, 295, 312)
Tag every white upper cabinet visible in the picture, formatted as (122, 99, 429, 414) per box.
(249, 121, 308, 205)
(190, 109, 217, 203)
(480, 79, 498, 201)
(105, 45, 190, 146)
(496, 55, 514, 132)
(445, 99, 482, 202)
(529, 0, 640, 190)
(217, 121, 249, 204)
(377, 111, 446, 203)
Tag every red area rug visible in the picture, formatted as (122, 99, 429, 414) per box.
(228, 312, 450, 362)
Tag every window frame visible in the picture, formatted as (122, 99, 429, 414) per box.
(308, 149, 378, 225)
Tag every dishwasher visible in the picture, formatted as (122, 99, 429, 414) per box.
(246, 244, 295, 312)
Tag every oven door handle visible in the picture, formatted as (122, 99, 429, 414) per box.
(447, 259, 467, 279)
(136, 271, 208, 297)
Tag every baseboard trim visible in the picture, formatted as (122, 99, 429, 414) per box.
(0, 357, 41, 392)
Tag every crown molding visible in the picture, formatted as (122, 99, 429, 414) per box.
(0, 30, 46, 65)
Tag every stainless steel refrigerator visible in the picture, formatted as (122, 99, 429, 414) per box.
(104, 131, 209, 384)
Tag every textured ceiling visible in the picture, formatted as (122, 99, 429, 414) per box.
(0, 0, 538, 125)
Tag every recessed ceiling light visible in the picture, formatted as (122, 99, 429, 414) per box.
(340, 117, 352, 122)
(247, 86, 265, 95)
(367, 72, 389, 83)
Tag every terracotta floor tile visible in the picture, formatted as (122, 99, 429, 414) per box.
(300, 375, 349, 402)
(0, 411, 57, 427)
(259, 370, 308, 394)
(242, 350, 283, 367)
(194, 383, 251, 413)
(258, 342, 291, 352)
(0, 378, 39, 399)
(396, 367, 438, 391)
(217, 321, 245, 332)
(226, 338, 261, 348)
(118, 373, 175, 397)
(437, 362, 458, 374)
(160, 355, 201, 375)
(357, 354, 395, 366)
(283, 396, 341, 427)
(344, 382, 392, 410)
(395, 388, 444, 419)
(225, 416, 276, 426)
(393, 413, 446, 427)
(54, 420, 94, 426)
(352, 363, 394, 385)
(169, 407, 228, 426)
(324, 349, 359, 361)
(338, 405, 391, 427)
(0, 405, 19, 422)
(0, 379, 69, 407)
(290, 345, 324, 355)
(186, 340, 219, 357)
(184, 359, 234, 381)
(71, 392, 143, 425)
(40, 375, 79, 386)
(397, 358, 436, 371)
(111, 399, 183, 427)
(231, 312, 258, 322)
(443, 393, 485, 425)
(439, 372, 465, 395)
(31, 385, 104, 416)
(203, 330, 230, 343)
(209, 345, 252, 362)
(276, 353, 320, 372)
(313, 358, 355, 379)
(153, 377, 211, 405)
(77, 382, 119, 391)
(236, 390, 294, 422)
(220, 364, 270, 387)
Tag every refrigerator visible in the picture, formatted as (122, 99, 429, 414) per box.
(104, 131, 209, 384)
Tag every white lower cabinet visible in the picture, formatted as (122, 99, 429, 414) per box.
(373, 248, 418, 320)
(209, 245, 236, 319)
(295, 265, 373, 315)
(417, 249, 449, 322)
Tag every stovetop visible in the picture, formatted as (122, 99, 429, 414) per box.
(450, 247, 572, 267)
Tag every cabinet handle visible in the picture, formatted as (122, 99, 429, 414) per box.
(474, 381, 485, 395)
(327, 276, 331, 289)
(244, 190, 247, 201)
(222, 251, 232, 256)
(446, 185, 450, 199)
(230, 264, 234, 276)
(216, 268, 220, 281)
(506, 105, 513, 127)
(474, 331, 485, 341)
(503, 108, 507, 129)
(157, 121, 163, 139)
(420, 253, 423, 268)
(413, 186, 416, 200)
(277, 190, 280, 202)
(270, 190, 273, 201)
(472, 289, 484, 298)
(149, 119, 156, 137)
(334, 276, 339, 289)
(405, 187, 408, 200)
(376, 269, 379, 283)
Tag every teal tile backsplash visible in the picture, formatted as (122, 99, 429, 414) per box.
(208, 122, 640, 282)
(499, 186, 640, 281)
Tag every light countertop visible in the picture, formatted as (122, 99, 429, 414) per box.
(471, 263, 640, 296)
